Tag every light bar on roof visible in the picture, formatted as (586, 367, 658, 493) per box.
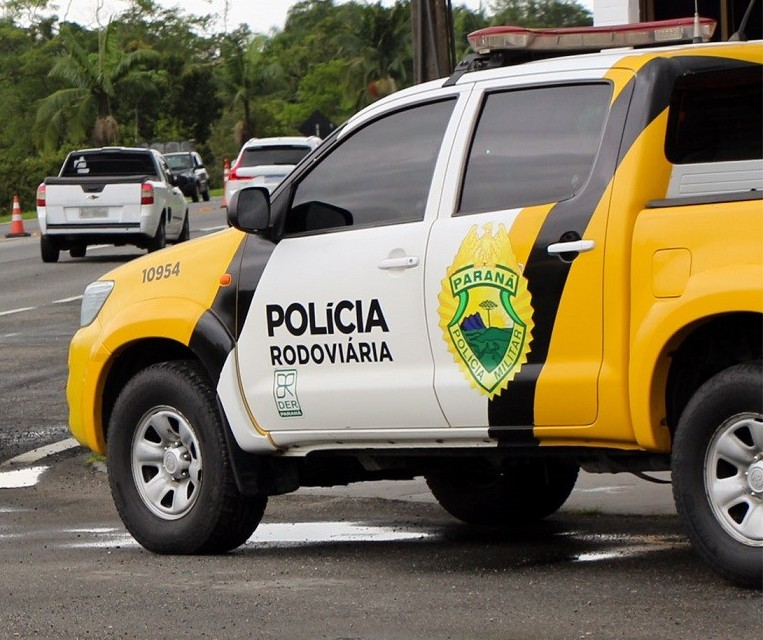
(468, 17, 717, 54)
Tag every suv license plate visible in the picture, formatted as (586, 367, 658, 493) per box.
(80, 207, 109, 219)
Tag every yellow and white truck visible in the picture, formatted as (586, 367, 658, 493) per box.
(67, 19, 762, 587)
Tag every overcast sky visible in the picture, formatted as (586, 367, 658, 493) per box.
(58, 0, 595, 34)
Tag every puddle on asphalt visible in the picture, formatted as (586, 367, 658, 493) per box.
(247, 521, 434, 545)
(54, 522, 687, 566)
(566, 532, 688, 563)
(61, 521, 436, 549)
(0, 465, 48, 489)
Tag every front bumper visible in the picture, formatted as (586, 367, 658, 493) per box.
(67, 321, 112, 454)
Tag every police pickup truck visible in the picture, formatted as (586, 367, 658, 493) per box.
(36, 147, 189, 262)
(67, 19, 762, 587)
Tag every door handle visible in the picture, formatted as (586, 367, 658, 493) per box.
(377, 256, 420, 270)
(547, 239, 595, 255)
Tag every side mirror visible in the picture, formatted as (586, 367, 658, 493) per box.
(228, 186, 270, 232)
(168, 173, 177, 186)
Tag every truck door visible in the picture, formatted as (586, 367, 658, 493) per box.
(234, 92, 465, 434)
(425, 78, 620, 433)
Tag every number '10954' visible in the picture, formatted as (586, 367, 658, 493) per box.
(142, 262, 181, 283)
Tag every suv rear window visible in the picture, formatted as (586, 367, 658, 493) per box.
(165, 154, 194, 170)
(61, 152, 157, 177)
(459, 83, 611, 214)
(665, 66, 762, 164)
(242, 146, 311, 166)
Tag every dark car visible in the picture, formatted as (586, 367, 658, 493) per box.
(164, 151, 211, 202)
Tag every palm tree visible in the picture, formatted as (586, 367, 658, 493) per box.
(341, 1, 412, 109)
(36, 22, 160, 150)
(219, 30, 286, 145)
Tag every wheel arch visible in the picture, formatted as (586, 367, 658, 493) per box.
(665, 312, 762, 437)
(630, 268, 762, 451)
(98, 311, 280, 497)
(631, 311, 762, 451)
(100, 306, 235, 439)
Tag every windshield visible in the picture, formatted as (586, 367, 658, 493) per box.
(241, 145, 312, 167)
(164, 154, 193, 170)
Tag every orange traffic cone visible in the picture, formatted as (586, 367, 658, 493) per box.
(222, 158, 230, 208)
(5, 195, 30, 238)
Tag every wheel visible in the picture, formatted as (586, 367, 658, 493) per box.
(426, 458, 579, 525)
(201, 185, 211, 202)
(40, 235, 60, 263)
(177, 212, 190, 243)
(106, 360, 267, 554)
(672, 361, 763, 588)
(190, 183, 200, 203)
(69, 244, 86, 258)
(147, 218, 166, 252)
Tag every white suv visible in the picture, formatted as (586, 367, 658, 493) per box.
(224, 136, 321, 205)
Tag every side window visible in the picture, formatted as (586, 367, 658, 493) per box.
(459, 83, 612, 214)
(285, 98, 456, 235)
(665, 66, 762, 164)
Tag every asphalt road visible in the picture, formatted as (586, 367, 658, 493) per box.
(0, 200, 760, 639)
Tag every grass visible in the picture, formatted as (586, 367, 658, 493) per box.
(0, 211, 35, 225)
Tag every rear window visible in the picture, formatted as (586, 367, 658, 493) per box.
(165, 154, 193, 170)
(241, 145, 312, 167)
(665, 66, 762, 164)
(61, 152, 157, 177)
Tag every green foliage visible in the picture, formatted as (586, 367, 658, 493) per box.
(35, 21, 162, 150)
(0, 151, 67, 216)
(0, 0, 592, 187)
(489, 0, 592, 27)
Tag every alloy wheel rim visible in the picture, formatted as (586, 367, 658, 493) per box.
(704, 412, 763, 546)
(131, 407, 202, 520)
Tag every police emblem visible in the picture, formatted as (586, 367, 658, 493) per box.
(439, 224, 534, 398)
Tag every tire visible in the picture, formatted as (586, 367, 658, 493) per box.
(672, 361, 763, 588)
(40, 235, 60, 263)
(107, 360, 267, 554)
(69, 244, 86, 258)
(191, 183, 200, 203)
(147, 218, 166, 252)
(426, 458, 579, 525)
(201, 185, 211, 202)
(177, 212, 190, 243)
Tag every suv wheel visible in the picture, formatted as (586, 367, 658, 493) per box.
(40, 235, 60, 263)
(426, 458, 579, 525)
(147, 219, 166, 252)
(69, 244, 86, 258)
(107, 361, 267, 554)
(672, 361, 763, 588)
(177, 213, 190, 243)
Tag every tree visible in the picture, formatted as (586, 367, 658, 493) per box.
(480, 300, 498, 327)
(341, 1, 412, 108)
(35, 21, 160, 150)
(219, 29, 287, 145)
(490, 0, 592, 27)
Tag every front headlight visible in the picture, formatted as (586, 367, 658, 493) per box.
(80, 280, 114, 327)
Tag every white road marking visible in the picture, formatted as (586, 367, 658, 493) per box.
(0, 307, 35, 317)
(0, 294, 82, 317)
(1, 437, 80, 467)
(199, 225, 227, 232)
(0, 465, 49, 489)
